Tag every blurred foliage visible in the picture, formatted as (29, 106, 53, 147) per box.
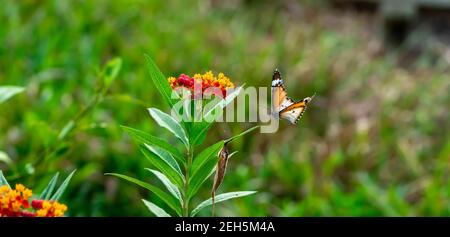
(0, 0, 449, 216)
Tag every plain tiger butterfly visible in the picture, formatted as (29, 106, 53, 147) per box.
(271, 69, 314, 124)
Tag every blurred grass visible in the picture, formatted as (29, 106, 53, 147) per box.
(0, 0, 449, 216)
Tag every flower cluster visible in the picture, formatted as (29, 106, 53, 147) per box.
(0, 184, 32, 217)
(168, 71, 235, 98)
(0, 184, 67, 217)
(31, 199, 68, 217)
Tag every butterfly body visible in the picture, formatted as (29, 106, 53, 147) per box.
(271, 69, 313, 124)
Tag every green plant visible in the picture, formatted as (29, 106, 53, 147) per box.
(1, 58, 122, 182)
(106, 55, 258, 217)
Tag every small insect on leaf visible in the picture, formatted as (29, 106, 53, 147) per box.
(211, 144, 230, 216)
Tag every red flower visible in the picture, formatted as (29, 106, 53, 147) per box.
(32, 199, 44, 209)
(168, 71, 235, 99)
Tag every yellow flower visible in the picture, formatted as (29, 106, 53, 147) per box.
(8, 190, 18, 199)
(193, 73, 202, 80)
(52, 203, 68, 217)
(33, 200, 68, 217)
(203, 71, 214, 82)
(42, 201, 52, 209)
(36, 209, 48, 217)
(15, 184, 25, 192)
(22, 188, 32, 200)
(0, 185, 10, 195)
(12, 201, 22, 212)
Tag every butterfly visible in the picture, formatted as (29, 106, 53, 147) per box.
(271, 69, 314, 124)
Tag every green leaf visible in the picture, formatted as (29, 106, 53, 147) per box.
(191, 121, 214, 146)
(50, 170, 76, 201)
(40, 172, 59, 200)
(188, 158, 218, 200)
(0, 86, 25, 103)
(188, 141, 224, 199)
(191, 141, 224, 179)
(142, 199, 171, 217)
(190, 191, 257, 216)
(0, 170, 11, 188)
(225, 125, 260, 144)
(121, 125, 185, 164)
(0, 151, 12, 165)
(141, 144, 184, 188)
(103, 57, 122, 89)
(148, 108, 189, 148)
(145, 54, 179, 107)
(106, 173, 181, 216)
(58, 120, 75, 140)
(146, 169, 182, 204)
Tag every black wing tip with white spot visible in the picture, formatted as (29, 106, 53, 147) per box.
(273, 69, 281, 80)
(272, 68, 284, 87)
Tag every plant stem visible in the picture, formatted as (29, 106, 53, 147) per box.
(183, 144, 194, 217)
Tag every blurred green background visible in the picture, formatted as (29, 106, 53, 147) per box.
(1, 0, 449, 216)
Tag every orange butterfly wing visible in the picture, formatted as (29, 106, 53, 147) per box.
(271, 69, 314, 124)
(279, 100, 308, 124)
(271, 69, 294, 117)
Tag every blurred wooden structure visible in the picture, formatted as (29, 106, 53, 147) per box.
(332, 0, 450, 46)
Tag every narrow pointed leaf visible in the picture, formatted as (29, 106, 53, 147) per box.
(142, 199, 171, 217)
(0, 170, 10, 188)
(191, 141, 224, 178)
(40, 172, 59, 199)
(191, 121, 214, 146)
(145, 145, 183, 175)
(225, 126, 260, 144)
(148, 108, 189, 148)
(146, 168, 182, 204)
(188, 141, 226, 199)
(50, 170, 76, 201)
(58, 120, 75, 140)
(191, 191, 257, 216)
(121, 125, 185, 164)
(188, 158, 219, 199)
(106, 173, 181, 216)
(145, 54, 179, 107)
(141, 144, 184, 188)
